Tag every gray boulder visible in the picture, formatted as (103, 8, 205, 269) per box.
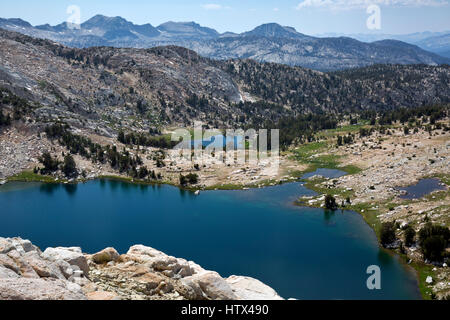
(42, 247, 89, 276)
(23, 251, 65, 279)
(225, 275, 284, 300)
(127, 245, 194, 277)
(185, 271, 238, 300)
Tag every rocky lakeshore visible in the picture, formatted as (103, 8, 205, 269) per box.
(0, 237, 283, 300)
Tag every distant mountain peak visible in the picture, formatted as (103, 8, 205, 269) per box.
(157, 21, 219, 38)
(76, 15, 161, 38)
(158, 21, 200, 29)
(0, 18, 32, 28)
(81, 15, 133, 29)
(243, 23, 304, 38)
(86, 14, 127, 22)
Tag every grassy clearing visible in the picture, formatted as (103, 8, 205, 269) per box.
(98, 175, 133, 183)
(205, 178, 283, 191)
(432, 173, 450, 186)
(410, 262, 435, 300)
(349, 203, 382, 236)
(320, 124, 366, 137)
(204, 183, 246, 191)
(292, 142, 338, 168)
(98, 175, 173, 188)
(303, 178, 353, 198)
(291, 140, 362, 176)
(8, 171, 61, 183)
(294, 141, 328, 154)
(424, 189, 449, 202)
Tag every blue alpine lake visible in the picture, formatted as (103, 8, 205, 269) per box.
(0, 174, 421, 300)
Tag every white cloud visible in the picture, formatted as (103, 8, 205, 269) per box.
(201, 4, 231, 10)
(202, 4, 223, 10)
(273, 7, 280, 11)
(295, 0, 449, 10)
(296, 0, 332, 10)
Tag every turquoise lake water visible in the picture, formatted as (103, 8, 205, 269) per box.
(0, 174, 421, 300)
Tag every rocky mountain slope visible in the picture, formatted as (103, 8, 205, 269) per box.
(1, 15, 449, 71)
(0, 29, 242, 131)
(1, 28, 449, 135)
(0, 237, 283, 300)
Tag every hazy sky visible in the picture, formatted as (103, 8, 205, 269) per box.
(1, 0, 449, 35)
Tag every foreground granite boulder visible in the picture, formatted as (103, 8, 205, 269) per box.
(226, 276, 284, 300)
(0, 278, 87, 300)
(0, 237, 284, 300)
(42, 247, 89, 276)
(184, 271, 239, 300)
(125, 245, 196, 277)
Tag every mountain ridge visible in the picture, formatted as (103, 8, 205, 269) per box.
(241, 23, 308, 39)
(316, 31, 450, 59)
(0, 27, 449, 134)
(0, 15, 449, 71)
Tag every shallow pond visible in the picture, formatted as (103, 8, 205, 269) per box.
(301, 168, 348, 180)
(398, 178, 446, 199)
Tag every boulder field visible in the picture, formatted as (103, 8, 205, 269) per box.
(0, 237, 283, 300)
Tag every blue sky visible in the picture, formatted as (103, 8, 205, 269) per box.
(0, 0, 449, 35)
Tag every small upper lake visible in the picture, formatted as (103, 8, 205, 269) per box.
(399, 178, 446, 199)
(0, 173, 420, 300)
(177, 134, 244, 149)
(301, 168, 348, 180)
